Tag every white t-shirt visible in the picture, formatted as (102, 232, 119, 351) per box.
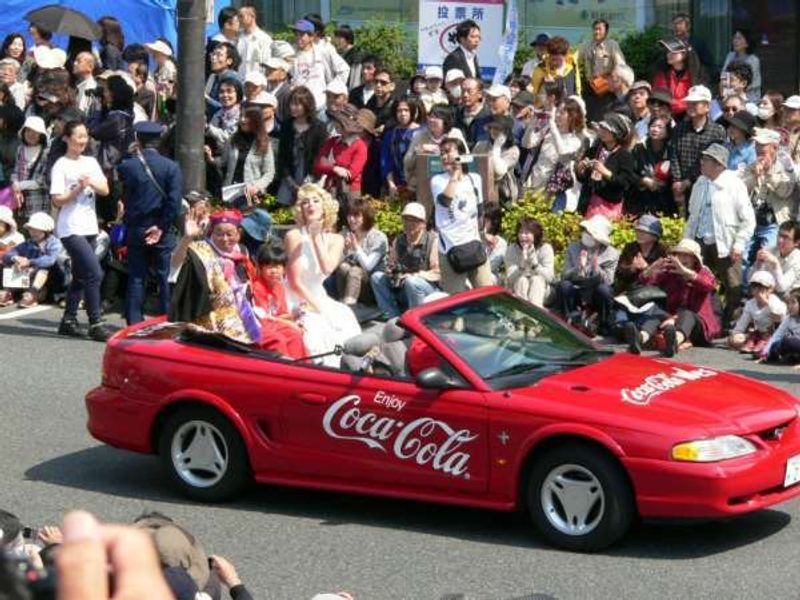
(50, 155, 104, 238)
(430, 171, 483, 253)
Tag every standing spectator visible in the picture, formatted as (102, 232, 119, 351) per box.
(215, 106, 275, 197)
(669, 85, 726, 212)
(721, 31, 761, 103)
(381, 97, 423, 198)
(671, 12, 713, 74)
(313, 104, 369, 199)
(783, 96, 800, 167)
(474, 115, 519, 205)
(348, 54, 378, 109)
(11, 116, 49, 219)
(606, 64, 635, 117)
(403, 105, 467, 193)
(98, 16, 125, 71)
(575, 112, 636, 220)
(504, 216, 555, 306)
(530, 37, 581, 106)
(419, 66, 448, 112)
(444, 69, 466, 105)
(578, 19, 626, 122)
(371, 202, 440, 318)
(244, 70, 268, 104)
(50, 120, 110, 341)
(204, 43, 241, 115)
(146, 40, 177, 107)
(628, 80, 651, 142)
(753, 220, 800, 296)
(684, 143, 755, 327)
(237, 6, 272, 77)
(0, 59, 26, 111)
(290, 19, 329, 112)
(303, 13, 351, 89)
(756, 91, 785, 133)
(365, 67, 398, 132)
(712, 61, 753, 122)
(1, 33, 26, 71)
(337, 198, 388, 305)
(456, 77, 491, 148)
(275, 86, 328, 205)
(264, 57, 291, 122)
(485, 84, 525, 144)
(646, 87, 673, 122)
(741, 127, 797, 272)
(332, 25, 364, 92)
(554, 215, 619, 334)
(72, 52, 97, 115)
(521, 33, 550, 79)
(431, 138, 492, 293)
(724, 110, 756, 171)
(207, 76, 243, 147)
(117, 122, 182, 325)
(443, 19, 481, 80)
(212, 7, 240, 44)
(652, 38, 707, 119)
(631, 115, 675, 216)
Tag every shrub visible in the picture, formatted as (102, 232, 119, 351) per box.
(353, 21, 417, 80)
(616, 25, 669, 82)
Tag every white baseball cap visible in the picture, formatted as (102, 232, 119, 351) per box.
(784, 95, 800, 110)
(684, 85, 712, 103)
(401, 202, 426, 221)
(424, 66, 443, 80)
(264, 57, 289, 71)
(753, 127, 782, 145)
(145, 40, 173, 57)
(486, 84, 511, 101)
(444, 69, 465, 85)
(24, 212, 55, 233)
(249, 91, 278, 107)
(244, 71, 267, 87)
(325, 79, 348, 96)
(749, 270, 776, 288)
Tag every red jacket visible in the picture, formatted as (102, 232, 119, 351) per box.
(652, 68, 693, 117)
(641, 266, 721, 342)
(313, 136, 368, 193)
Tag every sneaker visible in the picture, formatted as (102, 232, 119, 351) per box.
(88, 321, 111, 342)
(623, 322, 642, 354)
(58, 318, 83, 338)
(662, 325, 677, 358)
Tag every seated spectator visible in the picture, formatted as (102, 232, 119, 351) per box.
(210, 555, 256, 600)
(724, 110, 756, 171)
(752, 220, 800, 297)
(1, 212, 63, 308)
(728, 270, 786, 355)
(207, 75, 243, 147)
(630, 239, 721, 357)
(761, 290, 800, 366)
(474, 115, 519, 205)
(504, 216, 555, 307)
(169, 209, 262, 344)
(252, 240, 306, 358)
(0, 205, 23, 259)
(403, 105, 467, 192)
(553, 215, 619, 334)
(615, 215, 669, 295)
(337, 198, 388, 305)
(371, 202, 440, 318)
(313, 104, 369, 200)
(380, 97, 424, 199)
(482, 203, 507, 284)
(575, 112, 636, 220)
(285, 183, 361, 368)
(214, 106, 274, 198)
(630, 115, 675, 216)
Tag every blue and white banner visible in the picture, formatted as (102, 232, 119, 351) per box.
(492, 0, 518, 85)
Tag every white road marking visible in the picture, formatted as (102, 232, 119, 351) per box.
(0, 305, 55, 321)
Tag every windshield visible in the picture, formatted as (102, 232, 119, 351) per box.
(421, 293, 606, 383)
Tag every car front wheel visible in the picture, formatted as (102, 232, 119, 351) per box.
(158, 406, 251, 502)
(527, 444, 635, 551)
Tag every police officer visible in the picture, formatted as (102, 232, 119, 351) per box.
(117, 121, 183, 325)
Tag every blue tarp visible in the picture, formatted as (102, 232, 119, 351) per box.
(0, 0, 231, 55)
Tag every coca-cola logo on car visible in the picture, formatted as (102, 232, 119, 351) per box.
(621, 367, 717, 406)
(322, 394, 478, 478)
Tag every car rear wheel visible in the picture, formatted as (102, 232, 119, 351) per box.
(158, 406, 251, 502)
(527, 444, 634, 551)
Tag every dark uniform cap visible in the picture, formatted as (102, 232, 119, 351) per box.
(134, 121, 163, 138)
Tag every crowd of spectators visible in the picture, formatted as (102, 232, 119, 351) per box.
(0, 8, 798, 365)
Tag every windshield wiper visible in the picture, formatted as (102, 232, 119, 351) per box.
(488, 363, 547, 379)
(562, 348, 613, 361)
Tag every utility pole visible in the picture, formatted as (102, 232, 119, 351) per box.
(175, 0, 206, 192)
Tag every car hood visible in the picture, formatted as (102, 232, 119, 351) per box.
(511, 353, 799, 436)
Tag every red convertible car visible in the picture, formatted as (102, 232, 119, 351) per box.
(86, 287, 800, 551)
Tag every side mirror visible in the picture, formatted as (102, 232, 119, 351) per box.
(416, 367, 466, 390)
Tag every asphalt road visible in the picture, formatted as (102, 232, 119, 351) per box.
(2, 305, 800, 599)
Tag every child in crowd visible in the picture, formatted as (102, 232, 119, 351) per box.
(1, 212, 63, 308)
(251, 240, 306, 359)
(728, 270, 786, 355)
(504, 216, 555, 307)
(760, 290, 800, 366)
(0, 206, 24, 262)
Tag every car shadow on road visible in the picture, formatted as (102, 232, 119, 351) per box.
(732, 369, 800, 385)
(25, 445, 794, 558)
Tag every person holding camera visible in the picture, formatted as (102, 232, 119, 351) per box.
(370, 202, 440, 318)
(430, 138, 492, 294)
(684, 143, 755, 329)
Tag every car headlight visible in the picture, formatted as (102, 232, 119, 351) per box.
(672, 435, 757, 462)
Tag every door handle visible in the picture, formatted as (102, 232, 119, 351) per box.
(297, 393, 328, 405)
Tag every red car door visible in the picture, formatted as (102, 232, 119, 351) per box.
(278, 365, 490, 494)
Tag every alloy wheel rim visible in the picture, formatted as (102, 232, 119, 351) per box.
(171, 420, 229, 488)
(540, 463, 605, 536)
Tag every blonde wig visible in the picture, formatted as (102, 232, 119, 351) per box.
(293, 183, 339, 231)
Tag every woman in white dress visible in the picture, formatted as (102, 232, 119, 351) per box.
(285, 183, 361, 367)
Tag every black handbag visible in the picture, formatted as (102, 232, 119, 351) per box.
(447, 240, 487, 274)
(627, 284, 667, 307)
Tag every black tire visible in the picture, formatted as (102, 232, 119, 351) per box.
(527, 443, 634, 551)
(158, 406, 251, 502)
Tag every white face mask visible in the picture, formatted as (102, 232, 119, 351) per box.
(448, 86, 462, 99)
(581, 232, 597, 248)
(758, 105, 775, 120)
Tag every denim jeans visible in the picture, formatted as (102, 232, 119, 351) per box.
(61, 235, 103, 323)
(125, 237, 174, 325)
(743, 222, 779, 287)
(370, 271, 438, 318)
